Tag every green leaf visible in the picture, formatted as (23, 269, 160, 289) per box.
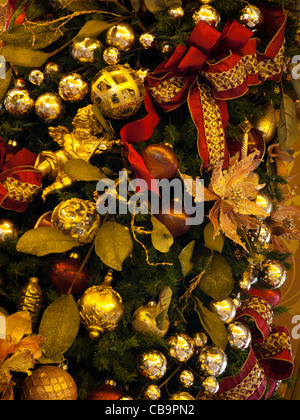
(204, 222, 224, 253)
(92, 104, 116, 138)
(64, 158, 106, 182)
(16, 227, 81, 257)
(39, 295, 80, 360)
(193, 296, 228, 350)
(155, 286, 172, 330)
(277, 93, 298, 150)
(74, 20, 113, 42)
(130, 0, 140, 11)
(0, 45, 49, 67)
(151, 215, 173, 253)
(178, 240, 195, 276)
(25, 0, 49, 21)
(0, 68, 12, 102)
(95, 221, 133, 271)
(144, 0, 166, 13)
(199, 253, 234, 301)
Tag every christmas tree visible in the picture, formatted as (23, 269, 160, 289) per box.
(0, 0, 299, 401)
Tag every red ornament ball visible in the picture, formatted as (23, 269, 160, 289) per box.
(50, 254, 89, 294)
(140, 144, 179, 180)
(86, 381, 123, 400)
(156, 199, 192, 238)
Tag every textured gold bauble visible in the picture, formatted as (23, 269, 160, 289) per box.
(139, 32, 156, 49)
(178, 370, 194, 388)
(239, 5, 263, 30)
(131, 300, 169, 337)
(259, 259, 287, 290)
(44, 62, 61, 75)
(78, 271, 124, 339)
(0, 219, 18, 244)
(103, 47, 121, 65)
(209, 298, 236, 324)
(17, 277, 43, 327)
(227, 322, 252, 350)
(4, 88, 34, 117)
(197, 346, 228, 377)
(35, 92, 65, 123)
(21, 365, 77, 400)
(143, 384, 161, 400)
(59, 73, 89, 103)
(167, 333, 195, 363)
(169, 392, 195, 400)
(138, 350, 167, 381)
(91, 64, 145, 119)
(72, 37, 102, 64)
(29, 69, 45, 86)
(105, 23, 135, 52)
(192, 5, 221, 28)
(51, 198, 100, 244)
(201, 376, 219, 394)
(167, 6, 184, 20)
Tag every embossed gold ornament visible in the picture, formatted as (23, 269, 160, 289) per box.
(34, 104, 119, 200)
(103, 47, 120, 65)
(91, 64, 145, 119)
(197, 346, 228, 377)
(0, 219, 18, 244)
(17, 277, 43, 327)
(192, 5, 220, 28)
(78, 270, 124, 339)
(105, 23, 135, 52)
(139, 32, 155, 49)
(138, 350, 167, 381)
(51, 198, 100, 244)
(143, 384, 161, 400)
(167, 333, 195, 363)
(59, 73, 88, 103)
(169, 392, 195, 400)
(132, 301, 169, 337)
(209, 298, 236, 324)
(71, 37, 102, 64)
(4, 87, 34, 118)
(259, 259, 287, 290)
(28, 69, 45, 86)
(227, 322, 252, 350)
(35, 92, 65, 123)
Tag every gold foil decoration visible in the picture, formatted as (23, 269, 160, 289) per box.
(17, 277, 43, 327)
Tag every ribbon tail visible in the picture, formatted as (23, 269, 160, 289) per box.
(188, 80, 229, 171)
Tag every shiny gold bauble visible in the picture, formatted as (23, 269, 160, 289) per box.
(178, 370, 194, 388)
(14, 78, 26, 88)
(201, 376, 219, 394)
(103, 47, 121, 65)
(91, 64, 145, 119)
(192, 5, 221, 28)
(51, 198, 100, 244)
(35, 92, 65, 123)
(193, 332, 208, 349)
(241, 264, 258, 287)
(78, 271, 124, 339)
(0, 219, 18, 244)
(248, 224, 272, 246)
(105, 23, 135, 52)
(167, 333, 195, 363)
(209, 298, 236, 324)
(254, 192, 273, 219)
(4, 88, 34, 117)
(253, 102, 277, 144)
(169, 392, 195, 400)
(143, 384, 161, 400)
(227, 322, 252, 350)
(72, 37, 102, 64)
(29, 69, 45, 86)
(259, 259, 287, 290)
(138, 349, 167, 381)
(197, 346, 228, 377)
(132, 300, 169, 337)
(44, 62, 61, 75)
(59, 73, 89, 103)
(167, 6, 184, 20)
(139, 32, 156, 49)
(239, 5, 263, 30)
(160, 42, 173, 56)
(17, 277, 43, 327)
(21, 365, 77, 400)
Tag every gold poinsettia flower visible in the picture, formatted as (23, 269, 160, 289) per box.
(205, 152, 269, 251)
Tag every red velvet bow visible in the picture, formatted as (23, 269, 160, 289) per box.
(0, 138, 42, 212)
(121, 3, 286, 192)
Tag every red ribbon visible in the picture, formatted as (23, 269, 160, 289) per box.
(121, 3, 286, 192)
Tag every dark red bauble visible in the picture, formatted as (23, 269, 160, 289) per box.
(246, 287, 281, 308)
(50, 255, 89, 294)
(155, 199, 191, 238)
(140, 144, 179, 180)
(86, 383, 123, 400)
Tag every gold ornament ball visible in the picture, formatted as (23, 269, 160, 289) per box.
(253, 102, 277, 144)
(35, 92, 65, 123)
(138, 350, 167, 381)
(0, 219, 18, 244)
(178, 370, 194, 388)
(29, 69, 45, 86)
(51, 198, 100, 244)
(105, 23, 135, 52)
(132, 300, 169, 337)
(143, 384, 161, 400)
(14, 77, 26, 88)
(254, 192, 273, 219)
(44, 62, 61, 75)
(197, 346, 228, 377)
(4, 88, 34, 118)
(167, 6, 184, 20)
(167, 333, 195, 363)
(227, 322, 252, 350)
(209, 298, 236, 324)
(59, 73, 89, 103)
(201, 376, 219, 394)
(91, 64, 145, 119)
(259, 259, 287, 290)
(160, 42, 173, 56)
(193, 332, 208, 349)
(239, 5, 263, 30)
(21, 365, 77, 400)
(103, 47, 121, 65)
(139, 32, 156, 49)
(79, 271, 124, 339)
(192, 5, 221, 28)
(72, 37, 102, 65)
(169, 392, 195, 400)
